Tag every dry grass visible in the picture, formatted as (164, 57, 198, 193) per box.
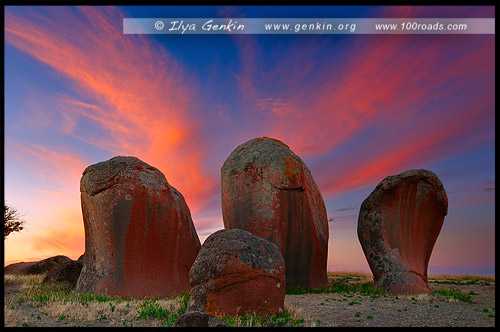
(285, 303, 315, 327)
(39, 298, 179, 326)
(4, 306, 24, 325)
(4, 272, 187, 327)
(328, 272, 495, 281)
(10, 271, 492, 327)
(5, 274, 47, 311)
(4, 274, 46, 288)
(220, 307, 306, 327)
(5, 273, 307, 327)
(429, 275, 495, 286)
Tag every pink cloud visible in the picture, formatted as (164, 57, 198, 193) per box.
(5, 6, 216, 212)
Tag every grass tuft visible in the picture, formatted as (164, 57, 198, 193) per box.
(176, 293, 190, 315)
(137, 293, 190, 327)
(221, 310, 304, 327)
(482, 307, 495, 318)
(287, 281, 385, 297)
(26, 283, 121, 304)
(137, 300, 171, 320)
(432, 288, 474, 303)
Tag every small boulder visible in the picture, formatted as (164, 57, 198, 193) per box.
(221, 137, 329, 289)
(189, 229, 285, 317)
(357, 169, 448, 294)
(76, 156, 201, 298)
(174, 311, 227, 327)
(43, 260, 83, 288)
(77, 254, 85, 263)
(4, 255, 72, 275)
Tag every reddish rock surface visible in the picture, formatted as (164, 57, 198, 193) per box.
(189, 229, 285, 317)
(4, 255, 72, 275)
(43, 260, 83, 288)
(221, 137, 329, 289)
(76, 156, 201, 298)
(357, 169, 448, 294)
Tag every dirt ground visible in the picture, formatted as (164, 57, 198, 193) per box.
(4, 273, 495, 327)
(286, 284, 495, 327)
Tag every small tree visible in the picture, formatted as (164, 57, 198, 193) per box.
(4, 205, 24, 238)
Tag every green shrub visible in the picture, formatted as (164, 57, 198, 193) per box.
(432, 288, 474, 303)
(77, 292, 115, 303)
(31, 294, 50, 303)
(287, 281, 385, 297)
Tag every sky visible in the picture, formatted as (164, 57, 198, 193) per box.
(4, 6, 495, 276)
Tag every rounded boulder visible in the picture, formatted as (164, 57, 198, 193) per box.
(5, 255, 72, 275)
(43, 260, 83, 288)
(188, 229, 285, 316)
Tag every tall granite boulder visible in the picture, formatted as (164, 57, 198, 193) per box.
(189, 229, 285, 316)
(357, 169, 448, 294)
(4, 255, 72, 275)
(76, 156, 201, 298)
(221, 137, 329, 289)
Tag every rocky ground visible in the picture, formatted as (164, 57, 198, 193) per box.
(286, 274, 495, 327)
(4, 273, 495, 327)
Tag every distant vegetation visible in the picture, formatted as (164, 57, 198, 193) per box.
(287, 274, 385, 297)
(4, 204, 24, 238)
(429, 275, 495, 286)
(287, 281, 385, 297)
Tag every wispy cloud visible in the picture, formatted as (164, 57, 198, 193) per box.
(9, 143, 87, 191)
(232, 19, 493, 197)
(5, 6, 216, 211)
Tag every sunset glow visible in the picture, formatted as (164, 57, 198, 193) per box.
(4, 5, 495, 276)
